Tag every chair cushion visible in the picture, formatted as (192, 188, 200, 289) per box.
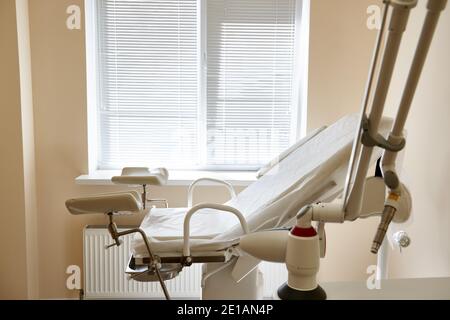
(139, 207, 240, 239)
(132, 207, 241, 256)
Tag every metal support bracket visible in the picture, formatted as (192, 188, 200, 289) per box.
(105, 213, 171, 299)
(361, 117, 406, 152)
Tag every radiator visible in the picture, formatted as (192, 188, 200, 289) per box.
(83, 226, 287, 299)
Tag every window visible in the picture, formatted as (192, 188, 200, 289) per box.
(89, 0, 306, 171)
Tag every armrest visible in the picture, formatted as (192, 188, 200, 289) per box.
(182, 204, 249, 257)
(187, 178, 237, 207)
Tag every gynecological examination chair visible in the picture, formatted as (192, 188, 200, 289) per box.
(66, 0, 447, 300)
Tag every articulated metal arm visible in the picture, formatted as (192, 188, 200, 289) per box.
(342, 0, 446, 253)
(106, 213, 171, 300)
(344, 0, 417, 222)
(371, 0, 447, 253)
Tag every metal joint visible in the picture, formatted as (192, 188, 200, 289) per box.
(296, 204, 313, 220)
(389, 0, 418, 9)
(183, 256, 193, 267)
(361, 117, 406, 152)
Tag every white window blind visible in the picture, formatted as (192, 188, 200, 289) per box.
(206, 0, 297, 167)
(97, 0, 199, 169)
(94, 0, 300, 170)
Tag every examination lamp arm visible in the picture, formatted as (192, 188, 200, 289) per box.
(342, 0, 446, 253)
(344, 0, 416, 222)
(371, 0, 447, 253)
(382, 0, 448, 191)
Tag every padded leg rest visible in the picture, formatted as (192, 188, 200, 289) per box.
(66, 191, 142, 215)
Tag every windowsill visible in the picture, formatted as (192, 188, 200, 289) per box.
(75, 170, 257, 187)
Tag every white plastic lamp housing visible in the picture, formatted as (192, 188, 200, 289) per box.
(392, 183, 412, 223)
(285, 232, 320, 291)
(239, 230, 288, 263)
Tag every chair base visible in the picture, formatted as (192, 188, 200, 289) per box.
(276, 283, 327, 300)
(202, 261, 264, 300)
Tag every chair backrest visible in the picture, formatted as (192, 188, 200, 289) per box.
(227, 113, 359, 215)
(217, 113, 393, 240)
(256, 126, 326, 178)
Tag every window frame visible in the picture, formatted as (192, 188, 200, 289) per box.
(84, 0, 310, 174)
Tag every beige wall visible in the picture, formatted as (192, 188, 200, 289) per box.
(309, 0, 382, 281)
(0, 0, 28, 299)
(308, 0, 378, 130)
(3, 0, 447, 299)
(0, 0, 38, 299)
(16, 0, 40, 299)
(384, 2, 450, 278)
